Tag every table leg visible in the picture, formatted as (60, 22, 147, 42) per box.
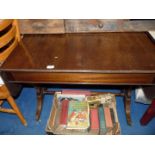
(36, 87, 44, 121)
(123, 87, 132, 125)
(140, 99, 155, 125)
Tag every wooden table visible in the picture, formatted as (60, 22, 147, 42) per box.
(1, 32, 155, 125)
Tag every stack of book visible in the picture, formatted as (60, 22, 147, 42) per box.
(89, 106, 115, 134)
(58, 92, 90, 132)
(52, 90, 118, 135)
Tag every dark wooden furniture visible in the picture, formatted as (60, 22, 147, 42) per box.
(0, 19, 27, 126)
(140, 99, 155, 125)
(18, 19, 155, 34)
(1, 32, 155, 125)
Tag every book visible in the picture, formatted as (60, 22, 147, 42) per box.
(90, 108, 99, 134)
(66, 100, 90, 130)
(49, 104, 57, 128)
(57, 94, 85, 105)
(62, 89, 91, 96)
(59, 98, 69, 125)
(110, 108, 116, 126)
(104, 106, 113, 129)
(98, 106, 107, 134)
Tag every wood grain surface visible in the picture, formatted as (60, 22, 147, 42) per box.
(1, 32, 155, 85)
(1, 32, 155, 73)
(18, 19, 155, 34)
(65, 19, 155, 32)
(19, 19, 65, 34)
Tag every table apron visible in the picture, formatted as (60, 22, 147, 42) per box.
(3, 72, 155, 85)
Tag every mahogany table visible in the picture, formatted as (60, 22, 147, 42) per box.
(1, 32, 155, 125)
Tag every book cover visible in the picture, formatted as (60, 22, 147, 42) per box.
(57, 94, 85, 105)
(66, 100, 90, 130)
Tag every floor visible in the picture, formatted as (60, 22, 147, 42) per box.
(0, 86, 155, 135)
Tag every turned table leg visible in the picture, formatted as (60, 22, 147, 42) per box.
(36, 87, 44, 121)
(35, 87, 55, 121)
(123, 87, 132, 125)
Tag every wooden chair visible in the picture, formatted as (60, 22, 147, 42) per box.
(0, 19, 27, 126)
(140, 99, 155, 125)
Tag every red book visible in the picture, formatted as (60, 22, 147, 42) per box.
(90, 108, 99, 131)
(62, 89, 91, 96)
(104, 107, 113, 128)
(59, 99, 69, 125)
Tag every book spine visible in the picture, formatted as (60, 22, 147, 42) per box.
(110, 108, 116, 126)
(104, 106, 113, 128)
(59, 99, 69, 125)
(99, 106, 107, 134)
(90, 108, 99, 134)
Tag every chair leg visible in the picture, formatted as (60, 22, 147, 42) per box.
(140, 99, 155, 125)
(7, 96, 27, 126)
(0, 100, 3, 106)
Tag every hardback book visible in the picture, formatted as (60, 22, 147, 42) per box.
(90, 108, 99, 134)
(66, 100, 90, 130)
(57, 94, 85, 105)
(99, 106, 107, 134)
(110, 108, 116, 126)
(59, 98, 69, 125)
(62, 89, 91, 96)
(104, 106, 113, 129)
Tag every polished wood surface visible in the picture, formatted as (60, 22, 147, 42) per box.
(0, 19, 22, 97)
(1, 32, 155, 74)
(0, 19, 20, 63)
(0, 19, 13, 31)
(6, 72, 155, 85)
(0, 19, 27, 125)
(1, 32, 155, 124)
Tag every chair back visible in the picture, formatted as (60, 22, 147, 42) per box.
(0, 19, 21, 63)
